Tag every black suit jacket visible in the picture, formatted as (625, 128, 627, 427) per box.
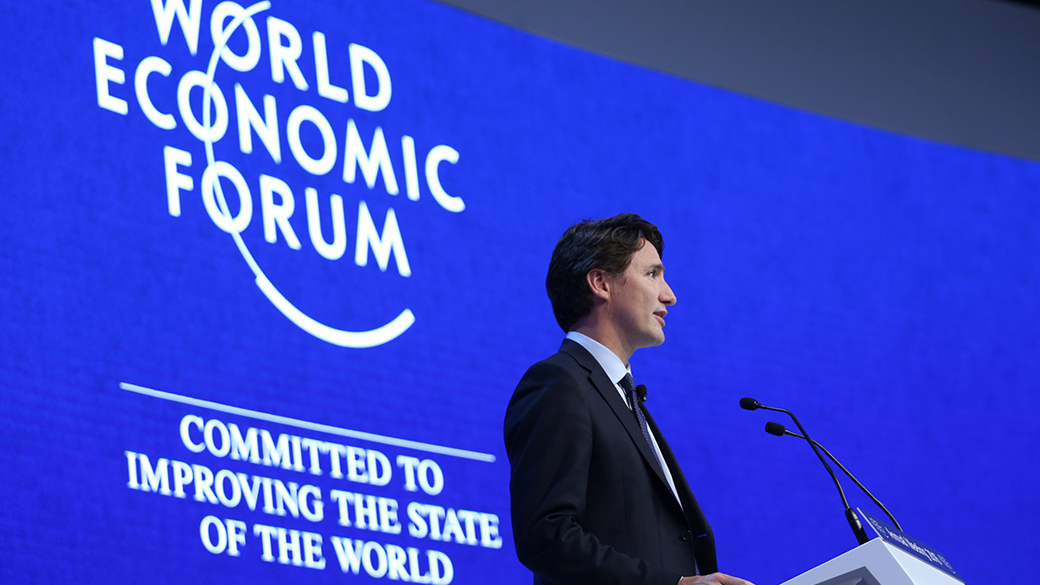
(504, 339, 717, 585)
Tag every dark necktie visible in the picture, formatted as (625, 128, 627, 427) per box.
(619, 373, 665, 473)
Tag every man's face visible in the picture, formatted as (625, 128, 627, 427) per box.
(605, 241, 677, 353)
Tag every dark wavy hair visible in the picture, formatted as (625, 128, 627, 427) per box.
(545, 214, 664, 332)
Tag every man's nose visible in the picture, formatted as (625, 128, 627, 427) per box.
(661, 280, 676, 305)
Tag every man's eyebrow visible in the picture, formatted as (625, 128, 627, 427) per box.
(649, 263, 665, 273)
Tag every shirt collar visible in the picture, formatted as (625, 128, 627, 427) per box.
(566, 331, 632, 385)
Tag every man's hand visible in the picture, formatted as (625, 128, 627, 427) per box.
(679, 572, 755, 585)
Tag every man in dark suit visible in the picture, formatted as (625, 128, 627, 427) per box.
(504, 214, 753, 585)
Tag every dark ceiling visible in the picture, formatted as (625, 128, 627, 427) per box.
(433, 0, 1040, 163)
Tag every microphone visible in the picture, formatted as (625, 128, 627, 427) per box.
(765, 421, 902, 530)
(739, 397, 760, 411)
(740, 397, 870, 545)
(636, 384, 648, 403)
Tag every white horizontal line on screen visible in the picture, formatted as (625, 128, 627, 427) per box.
(119, 382, 496, 463)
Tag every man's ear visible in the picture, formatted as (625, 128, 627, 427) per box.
(586, 268, 611, 302)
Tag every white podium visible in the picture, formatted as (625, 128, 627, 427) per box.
(779, 538, 964, 585)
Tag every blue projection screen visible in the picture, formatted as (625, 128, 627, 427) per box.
(1, 0, 1038, 583)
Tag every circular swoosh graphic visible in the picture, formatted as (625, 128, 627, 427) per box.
(199, 1, 414, 348)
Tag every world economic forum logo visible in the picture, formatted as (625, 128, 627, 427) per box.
(91, 0, 465, 347)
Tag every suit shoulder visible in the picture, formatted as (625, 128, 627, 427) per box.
(513, 351, 586, 397)
(505, 351, 589, 421)
(504, 351, 595, 455)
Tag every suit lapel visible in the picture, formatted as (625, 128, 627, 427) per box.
(559, 340, 670, 488)
(558, 339, 718, 573)
(644, 406, 718, 574)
